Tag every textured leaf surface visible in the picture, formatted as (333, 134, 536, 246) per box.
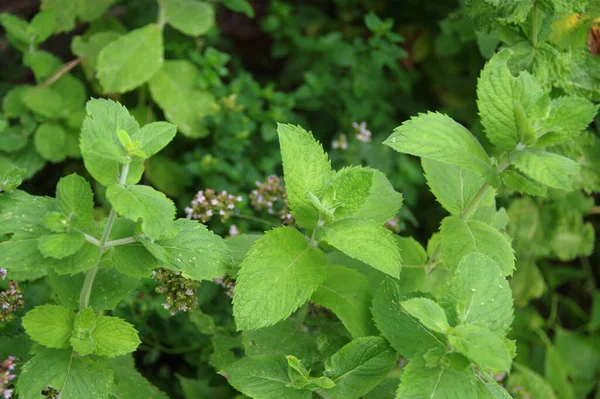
(38, 232, 85, 259)
(315, 218, 401, 278)
(22, 305, 75, 349)
(372, 279, 446, 359)
(422, 158, 494, 215)
(130, 121, 177, 158)
(56, 173, 94, 228)
(166, 0, 215, 36)
(93, 316, 141, 357)
(109, 355, 169, 398)
(511, 149, 579, 190)
(17, 347, 114, 398)
(401, 297, 450, 334)
(384, 112, 498, 186)
(225, 354, 311, 399)
(233, 227, 327, 330)
(440, 216, 515, 275)
(535, 96, 598, 146)
(324, 337, 396, 399)
(106, 184, 175, 240)
(97, 24, 163, 93)
(438, 253, 513, 336)
(449, 325, 512, 372)
(311, 265, 376, 338)
(278, 123, 332, 228)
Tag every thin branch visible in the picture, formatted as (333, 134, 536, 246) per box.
(40, 58, 82, 88)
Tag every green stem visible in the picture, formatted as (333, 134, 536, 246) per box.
(531, 3, 542, 45)
(157, 0, 168, 29)
(40, 58, 82, 88)
(425, 155, 510, 275)
(104, 236, 137, 248)
(78, 163, 130, 310)
(234, 213, 279, 227)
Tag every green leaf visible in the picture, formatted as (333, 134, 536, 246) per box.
(311, 265, 377, 338)
(438, 253, 513, 336)
(0, 125, 29, 153)
(535, 96, 598, 146)
(49, 268, 139, 311)
(80, 98, 145, 186)
(2, 86, 28, 117)
(166, 0, 215, 36)
(77, 0, 118, 22)
(278, 123, 332, 228)
(327, 166, 403, 224)
(384, 112, 499, 186)
(506, 363, 557, 399)
(70, 307, 97, 356)
(286, 355, 335, 390)
(38, 232, 85, 259)
(106, 184, 175, 240)
(396, 351, 480, 398)
(158, 218, 232, 281)
(22, 305, 75, 349)
(130, 121, 177, 158)
(71, 31, 122, 79)
(510, 259, 545, 307)
(448, 325, 512, 372)
(23, 51, 62, 82)
(501, 169, 548, 197)
(233, 227, 327, 330)
(33, 122, 67, 162)
(16, 347, 114, 399)
(401, 297, 450, 334)
(109, 355, 169, 398)
(511, 149, 579, 190)
(41, 0, 77, 32)
(372, 279, 446, 359)
(1, 142, 46, 179)
(222, 0, 255, 17)
(225, 233, 262, 277)
(315, 218, 401, 278)
(56, 173, 94, 228)
(242, 320, 320, 365)
(148, 60, 216, 138)
(225, 354, 311, 399)
(97, 24, 164, 93)
(178, 375, 234, 398)
(422, 159, 494, 215)
(0, 163, 25, 192)
(324, 337, 397, 399)
(21, 86, 63, 120)
(29, 10, 56, 44)
(440, 216, 515, 276)
(0, 13, 30, 46)
(54, 241, 102, 275)
(93, 316, 141, 357)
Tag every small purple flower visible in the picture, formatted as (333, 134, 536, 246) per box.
(352, 121, 372, 143)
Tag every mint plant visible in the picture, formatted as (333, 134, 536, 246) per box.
(0, 98, 231, 397)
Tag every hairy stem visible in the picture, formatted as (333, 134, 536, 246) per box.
(78, 163, 130, 310)
(157, 0, 168, 29)
(40, 58, 82, 88)
(104, 236, 137, 248)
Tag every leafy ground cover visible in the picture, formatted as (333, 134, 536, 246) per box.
(0, 0, 600, 398)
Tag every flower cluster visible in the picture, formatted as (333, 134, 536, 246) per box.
(214, 276, 236, 298)
(0, 356, 15, 399)
(332, 133, 348, 150)
(0, 270, 6, 280)
(153, 268, 200, 315)
(249, 176, 294, 225)
(352, 121, 372, 143)
(185, 189, 242, 224)
(0, 281, 23, 323)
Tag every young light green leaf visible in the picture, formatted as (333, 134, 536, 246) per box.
(286, 355, 335, 390)
(71, 31, 122, 79)
(97, 24, 164, 93)
(16, 347, 114, 399)
(311, 265, 377, 338)
(278, 123, 332, 228)
(148, 60, 216, 138)
(34, 122, 67, 163)
(233, 227, 327, 330)
(53, 241, 102, 275)
(440, 216, 515, 276)
(38, 232, 85, 259)
(401, 297, 450, 334)
(92, 316, 141, 357)
(70, 307, 97, 356)
(511, 149, 579, 190)
(0, 13, 30, 45)
(438, 253, 513, 336)
(449, 325, 512, 372)
(22, 305, 75, 349)
(0, 163, 25, 192)
(324, 337, 397, 399)
(29, 10, 56, 44)
(225, 354, 311, 399)
(384, 112, 499, 186)
(166, 0, 215, 37)
(535, 96, 598, 147)
(157, 219, 232, 281)
(327, 166, 403, 224)
(80, 98, 145, 186)
(372, 279, 446, 359)
(422, 158, 494, 216)
(315, 218, 401, 278)
(106, 184, 175, 240)
(56, 173, 94, 228)
(130, 121, 177, 158)
(396, 351, 480, 398)
(501, 169, 548, 197)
